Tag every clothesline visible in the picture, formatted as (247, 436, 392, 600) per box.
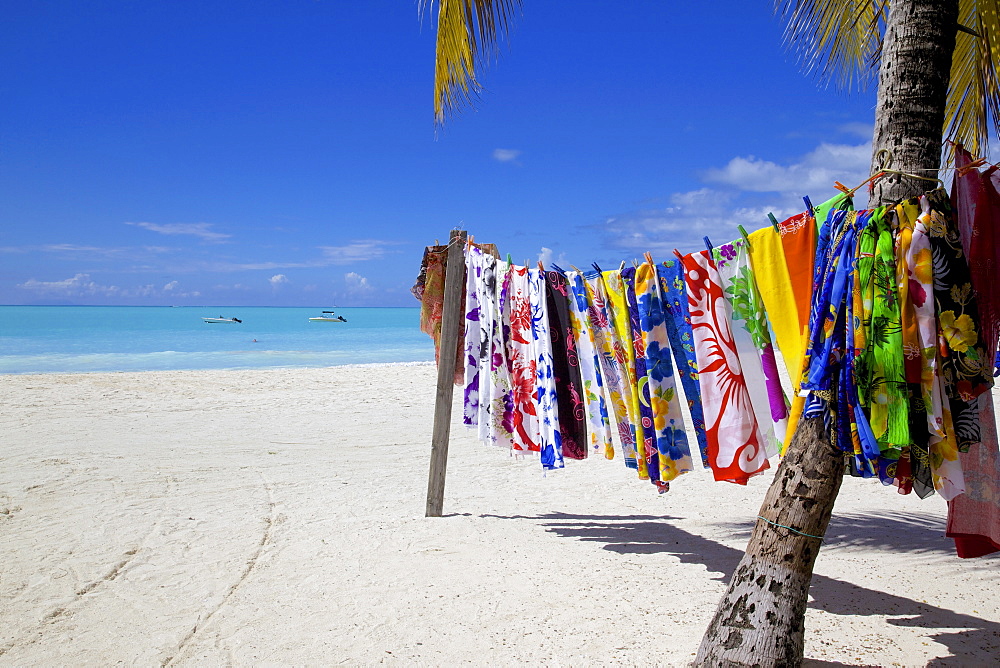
(416, 153, 1000, 558)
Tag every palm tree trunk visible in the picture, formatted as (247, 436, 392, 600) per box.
(695, 1, 957, 665)
(870, 0, 958, 206)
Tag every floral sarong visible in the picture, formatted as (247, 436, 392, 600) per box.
(681, 249, 769, 483)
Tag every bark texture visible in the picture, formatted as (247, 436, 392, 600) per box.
(870, 0, 958, 205)
(694, 418, 844, 667)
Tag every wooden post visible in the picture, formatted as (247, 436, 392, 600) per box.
(425, 229, 467, 517)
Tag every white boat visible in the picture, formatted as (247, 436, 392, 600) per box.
(202, 316, 242, 324)
(309, 310, 347, 323)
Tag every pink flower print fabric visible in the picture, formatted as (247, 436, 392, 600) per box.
(503, 265, 541, 454)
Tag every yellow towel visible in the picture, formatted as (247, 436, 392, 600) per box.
(747, 226, 808, 451)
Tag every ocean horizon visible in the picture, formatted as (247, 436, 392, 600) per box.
(0, 306, 435, 375)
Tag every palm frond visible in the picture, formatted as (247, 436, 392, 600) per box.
(775, 0, 885, 90)
(945, 0, 1000, 157)
(421, 0, 522, 124)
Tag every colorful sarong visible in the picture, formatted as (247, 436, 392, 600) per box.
(681, 249, 769, 484)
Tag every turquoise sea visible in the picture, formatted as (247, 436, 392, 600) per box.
(0, 306, 434, 374)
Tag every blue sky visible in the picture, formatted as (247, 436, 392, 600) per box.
(1, 1, 879, 306)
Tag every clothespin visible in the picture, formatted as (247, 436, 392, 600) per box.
(537, 260, 545, 272)
(672, 249, 684, 261)
(833, 181, 851, 194)
(767, 212, 780, 232)
(738, 225, 751, 248)
(571, 264, 583, 273)
(803, 196, 814, 216)
(551, 263, 566, 275)
(703, 236, 714, 254)
(957, 157, 988, 177)
(618, 260, 626, 272)
(467, 234, 474, 250)
(592, 262, 603, 273)
(643, 251, 654, 265)
(506, 253, 512, 264)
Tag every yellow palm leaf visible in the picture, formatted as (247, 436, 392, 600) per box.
(775, 0, 884, 90)
(945, 0, 1000, 157)
(421, 0, 522, 124)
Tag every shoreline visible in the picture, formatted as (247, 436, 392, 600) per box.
(1, 366, 998, 665)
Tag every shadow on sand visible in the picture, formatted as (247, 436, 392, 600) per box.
(480, 511, 1000, 666)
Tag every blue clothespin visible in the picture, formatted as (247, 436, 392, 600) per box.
(703, 236, 714, 254)
(803, 196, 814, 216)
(550, 263, 567, 275)
(592, 262, 603, 273)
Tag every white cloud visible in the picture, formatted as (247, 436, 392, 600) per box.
(344, 271, 374, 295)
(17, 273, 121, 296)
(493, 148, 522, 164)
(319, 240, 399, 264)
(126, 221, 231, 242)
(538, 247, 568, 268)
(16, 273, 203, 299)
(269, 273, 288, 286)
(42, 244, 119, 254)
(600, 141, 873, 254)
(704, 142, 871, 197)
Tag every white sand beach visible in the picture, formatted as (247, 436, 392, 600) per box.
(1, 363, 999, 666)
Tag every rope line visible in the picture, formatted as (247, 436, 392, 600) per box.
(756, 515, 825, 540)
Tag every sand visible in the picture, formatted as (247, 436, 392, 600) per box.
(1, 363, 998, 666)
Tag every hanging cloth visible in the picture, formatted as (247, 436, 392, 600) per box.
(529, 268, 564, 470)
(418, 244, 466, 385)
(544, 270, 588, 460)
(604, 270, 651, 479)
(622, 266, 664, 489)
(565, 270, 614, 459)
(747, 222, 805, 451)
(462, 246, 485, 427)
(712, 238, 788, 452)
(656, 259, 710, 468)
(503, 264, 541, 454)
(583, 270, 638, 468)
(635, 260, 695, 485)
(681, 249, 770, 484)
(947, 146, 1000, 558)
(488, 260, 516, 446)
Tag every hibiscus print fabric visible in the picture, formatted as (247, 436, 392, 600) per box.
(681, 249, 770, 484)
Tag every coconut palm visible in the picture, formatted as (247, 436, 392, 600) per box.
(425, 1, 994, 665)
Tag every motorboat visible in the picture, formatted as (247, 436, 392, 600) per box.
(202, 316, 242, 324)
(309, 310, 347, 322)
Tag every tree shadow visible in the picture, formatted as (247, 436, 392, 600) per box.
(712, 509, 983, 558)
(480, 512, 1000, 664)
